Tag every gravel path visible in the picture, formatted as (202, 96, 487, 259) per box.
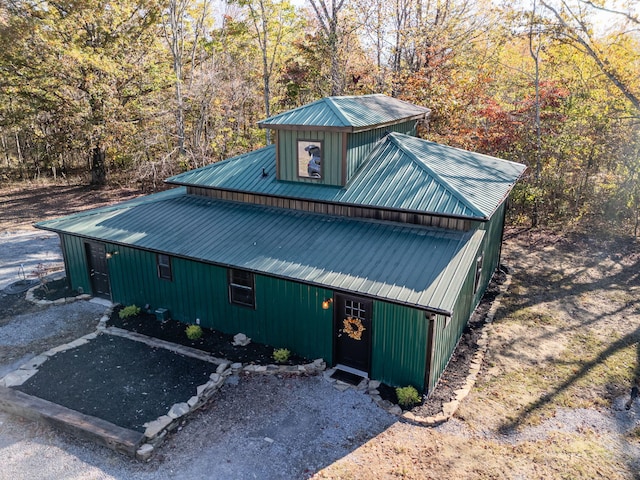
(0, 229, 62, 290)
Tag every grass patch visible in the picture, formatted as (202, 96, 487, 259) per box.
(627, 426, 640, 443)
(471, 328, 638, 429)
(507, 307, 559, 327)
(603, 289, 635, 304)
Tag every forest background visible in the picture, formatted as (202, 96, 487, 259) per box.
(0, 0, 638, 234)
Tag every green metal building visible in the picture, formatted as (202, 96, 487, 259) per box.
(37, 95, 526, 393)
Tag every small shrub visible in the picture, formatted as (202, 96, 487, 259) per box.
(396, 385, 421, 409)
(119, 305, 141, 319)
(32, 263, 50, 293)
(273, 348, 291, 363)
(185, 324, 203, 340)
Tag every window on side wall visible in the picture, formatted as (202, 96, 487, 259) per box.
(157, 254, 173, 281)
(473, 255, 483, 294)
(297, 140, 323, 180)
(228, 269, 255, 308)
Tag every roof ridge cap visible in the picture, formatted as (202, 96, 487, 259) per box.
(388, 133, 485, 218)
(325, 97, 352, 127)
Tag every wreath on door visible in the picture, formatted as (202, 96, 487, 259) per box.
(342, 317, 366, 340)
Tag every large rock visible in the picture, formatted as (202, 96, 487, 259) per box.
(168, 402, 190, 419)
(143, 415, 173, 439)
(232, 333, 251, 346)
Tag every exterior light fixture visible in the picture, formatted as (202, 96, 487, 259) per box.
(322, 298, 333, 310)
(105, 251, 119, 259)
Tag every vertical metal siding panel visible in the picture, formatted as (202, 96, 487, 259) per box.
(256, 275, 333, 361)
(62, 235, 91, 294)
(172, 258, 191, 323)
(428, 258, 477, 392)
(371, 301, 427, 390)
(100, 246, 335, 362)
(207, 266, 231, 331)
(474, 202, 506, 306)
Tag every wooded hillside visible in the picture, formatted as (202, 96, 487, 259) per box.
(0, 0, 638, 233)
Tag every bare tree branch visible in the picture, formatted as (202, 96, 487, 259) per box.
(541, 0, 640, 116)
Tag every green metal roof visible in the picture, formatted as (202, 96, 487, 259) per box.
(167, 133, 526, 219)
(36, 188, 484, 314)
(257, 94, 431, 132)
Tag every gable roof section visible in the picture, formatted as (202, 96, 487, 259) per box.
(36, 188, 484, 315)
(167, 133, 526, 219)
(388, 134, 527, 219)
(257, 94, 431, 132)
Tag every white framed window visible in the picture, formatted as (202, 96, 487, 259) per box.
(228, 269, 255, 308)
(157, 254, 172, 281)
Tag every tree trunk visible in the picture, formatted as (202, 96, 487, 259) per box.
(15, 132, 24, 179)
(529, 1, 542, 228)
(1, 134, 9, 169)
(90, 145, 107, 186)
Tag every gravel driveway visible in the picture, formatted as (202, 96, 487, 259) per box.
(0, 229, 397, 479)
(0, 229, 62, 291)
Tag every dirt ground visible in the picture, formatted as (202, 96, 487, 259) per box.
(1, 180, 640, 479)
(0, 181, 141, 231)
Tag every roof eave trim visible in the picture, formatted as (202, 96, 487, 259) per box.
(350, 112, 431, 133)
(257, 123, 352, 132)
(35, 228, 454, 315)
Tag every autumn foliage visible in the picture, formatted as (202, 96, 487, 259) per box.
(0, 0, 638, 234)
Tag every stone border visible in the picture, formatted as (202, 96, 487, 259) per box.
(24, 271, 93, 306)
(400, 269, 513, 426)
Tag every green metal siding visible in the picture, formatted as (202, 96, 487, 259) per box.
(427, 255, 478, 392)
(60, 234, 92, 294)
(346, 121, 416, 182)
(100, 244, 334, 361)
(277, 130, 343, 186)
(424, 204, 507, 393)
(474, 202, 506, 305)
(371, 301, 428, 390)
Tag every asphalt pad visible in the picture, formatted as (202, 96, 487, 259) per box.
(15, 334, 217, 432)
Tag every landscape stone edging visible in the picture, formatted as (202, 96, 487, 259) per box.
(398, 269, 513, 427)
(24, 271, 91, 306)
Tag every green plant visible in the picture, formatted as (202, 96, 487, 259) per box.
(119, 305, 141, 319)
(185, 324, 203, 340)
(273, 348, 291, 363)
(396, 385, 421, 409)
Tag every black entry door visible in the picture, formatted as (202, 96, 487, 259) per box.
(85, 242, 111, 299)
(334, 294, 372, 373)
